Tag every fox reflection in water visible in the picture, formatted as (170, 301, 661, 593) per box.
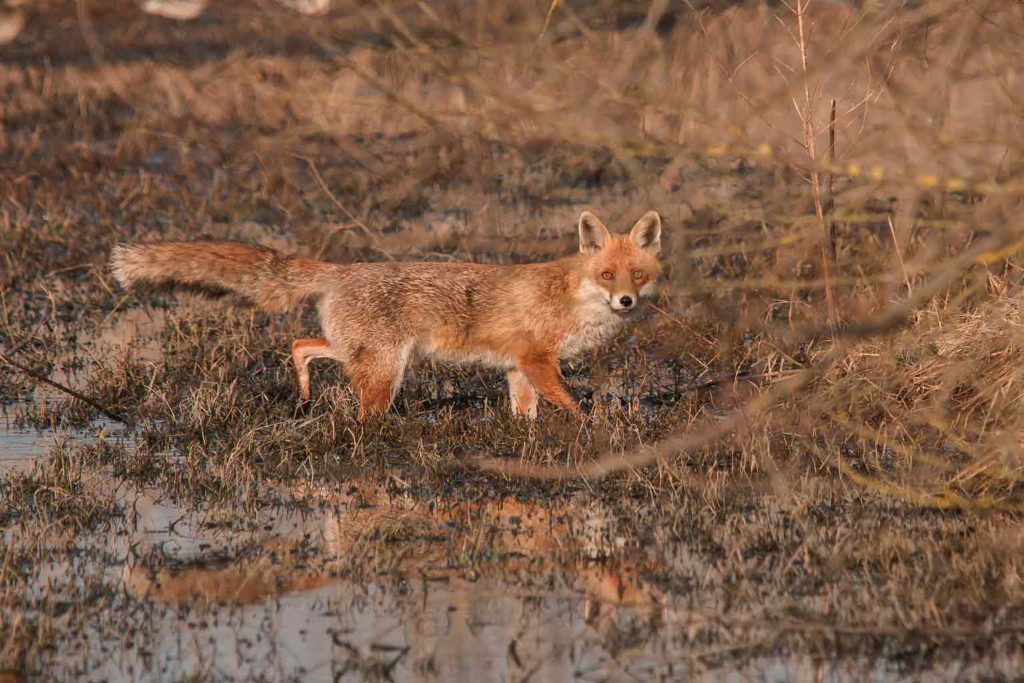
(122, 483, 663, 669)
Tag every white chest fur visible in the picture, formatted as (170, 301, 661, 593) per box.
(559, 279, 625, 358)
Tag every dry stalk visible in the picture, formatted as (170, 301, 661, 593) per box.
(887, 215, 912, 294)
(74, 0, 104, 65)
(0, 347, 133, 427)
(539, 0, 561, 41)
(291, 155, 389, 259)
(827, 97, 837, 261)
(791, 0, 837, 329)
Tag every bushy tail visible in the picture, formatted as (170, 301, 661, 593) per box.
(111, 241, 338, 313)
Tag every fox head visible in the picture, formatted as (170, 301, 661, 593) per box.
(577, 210, 663, 313)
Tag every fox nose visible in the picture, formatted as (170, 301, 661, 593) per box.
(618, 295, 634, 309)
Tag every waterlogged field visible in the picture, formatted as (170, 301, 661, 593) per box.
(3, 1, 1024, 680)
(6, 315, 1021, 681)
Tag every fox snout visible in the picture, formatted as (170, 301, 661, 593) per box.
(609, 292, 636, 312)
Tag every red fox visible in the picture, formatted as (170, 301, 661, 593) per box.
(111, 210, 663, 420)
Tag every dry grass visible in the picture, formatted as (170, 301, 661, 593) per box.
(2, 0, 1024, 678)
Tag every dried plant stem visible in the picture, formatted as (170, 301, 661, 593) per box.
(0, 348, 132, 426)
(292, 155, 390, 260)
(75, 0, 104, 65)
(793, 0, 837, 329)
(539, 0, 561, 40)
(888, 215, 913, 294)
(827, 98, 837, 260)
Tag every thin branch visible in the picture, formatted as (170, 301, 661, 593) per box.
(292, 155, 391, 260)
(0, 348, 134, 427)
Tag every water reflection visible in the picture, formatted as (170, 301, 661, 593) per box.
(116, 481, 662, 681)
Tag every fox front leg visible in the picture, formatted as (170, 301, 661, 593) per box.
(507, 369, 539, 418)
(514, 355, 585, 419)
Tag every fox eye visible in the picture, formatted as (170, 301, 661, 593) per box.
(601, 270, 614, 280)
(631, 269, 645, 280)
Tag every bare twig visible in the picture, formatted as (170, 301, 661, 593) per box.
(291, 155, 391, 260)
(0, 348, 133, 427)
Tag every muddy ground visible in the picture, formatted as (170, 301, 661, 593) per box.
(2, 1, 1024, 681)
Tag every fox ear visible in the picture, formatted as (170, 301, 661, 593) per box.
(578, 211, 611, 253)
(629, 210, 661, 253)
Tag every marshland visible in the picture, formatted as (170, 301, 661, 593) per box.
(2, 0, 1024, 680)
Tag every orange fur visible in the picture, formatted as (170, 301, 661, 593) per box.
(111, 211, 663, 420)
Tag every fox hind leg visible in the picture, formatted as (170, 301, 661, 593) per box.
(507, 369, 538, 419)
(292, 338, 336, 400)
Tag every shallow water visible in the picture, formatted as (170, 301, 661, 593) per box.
(2, 310, 1020, 681)
(1, 307, 161, 469)
(14, 470, 978, 683)
(7, 452, 1019, 682)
